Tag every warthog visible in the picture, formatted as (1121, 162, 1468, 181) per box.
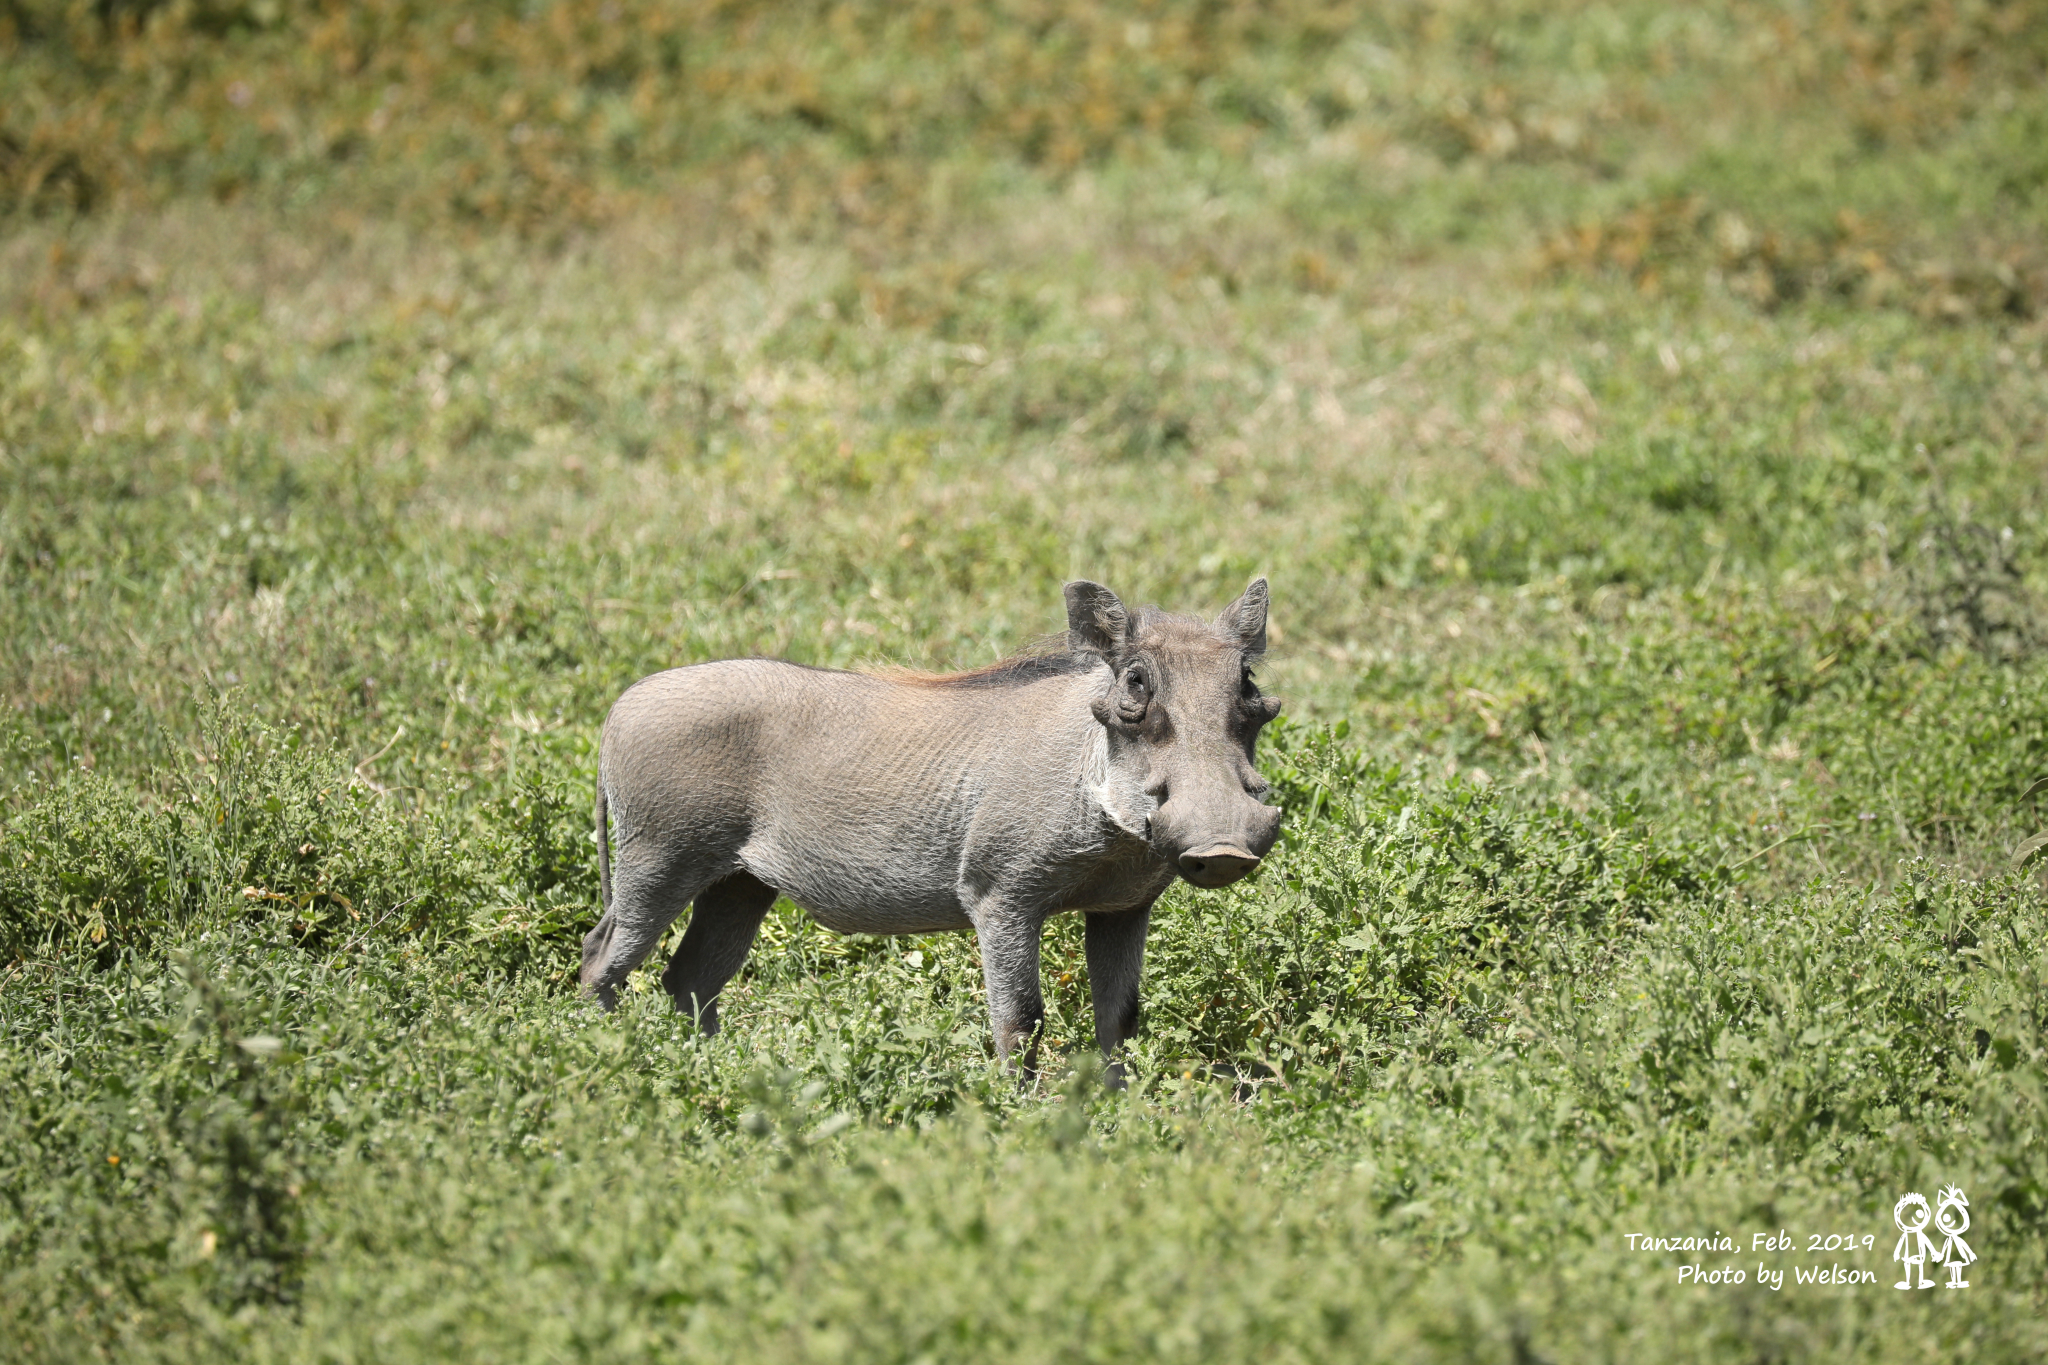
(580, 578, 1283, 1074)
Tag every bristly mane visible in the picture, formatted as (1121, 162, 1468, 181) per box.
(1130, 607, 1266, 661)
(880, 647, 1100, 690)
(880, 606, 1256, 689)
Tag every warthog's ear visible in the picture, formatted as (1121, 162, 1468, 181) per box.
(1065, 580, 1131, 660)
(1216, 577, 1270, 655)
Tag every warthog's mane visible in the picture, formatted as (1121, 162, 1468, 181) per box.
(878, 645, 1100, 690)
(879, 610, 1253, 690)
(1131, 608, 1263, 660)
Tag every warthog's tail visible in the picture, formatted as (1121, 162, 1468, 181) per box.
(594, 779, 612, 914)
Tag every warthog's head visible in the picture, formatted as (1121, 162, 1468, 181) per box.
(1067, 578, 1284, 888)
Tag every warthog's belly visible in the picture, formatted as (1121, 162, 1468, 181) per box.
(794, 896, 975, 936)
(739, 835, 976, 936)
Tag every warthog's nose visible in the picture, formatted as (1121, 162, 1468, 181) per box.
(1177, 845, 1261, 888)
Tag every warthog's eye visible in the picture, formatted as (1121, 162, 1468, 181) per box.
(1116, 664, 1150, 723)
(1240, 665, 1281, 725)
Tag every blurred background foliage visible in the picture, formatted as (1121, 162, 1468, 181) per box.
(3, 0, 2046, 311)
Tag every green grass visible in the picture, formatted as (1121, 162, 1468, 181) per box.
(4, 2, 2048, 1360)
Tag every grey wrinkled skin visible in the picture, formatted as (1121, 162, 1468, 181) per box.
(580, 578, 1284, 1081)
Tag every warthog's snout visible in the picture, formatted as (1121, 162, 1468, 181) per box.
(1158, 786, 1282, 888)
(1177, 844, 1261, 887)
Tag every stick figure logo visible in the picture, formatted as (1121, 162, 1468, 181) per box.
(1933, 1185, 1975, 1289)
(1893, 1193, 1936, 1289)
(1895, 1186, 1978, 1290)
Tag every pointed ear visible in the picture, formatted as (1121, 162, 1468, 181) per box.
(1216, 577, 1269, 655)
(1065, 580, 1131, 659)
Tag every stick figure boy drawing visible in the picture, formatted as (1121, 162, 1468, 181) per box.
(1934, 1185, 1974, 1289)
(1893, 1192, 1936, 1289)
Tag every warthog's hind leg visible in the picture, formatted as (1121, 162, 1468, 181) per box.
(579, 915, 623, 1008)
(582, 850, 711, 1009)
(1084, 900, 1153, 1089)
(660, 870, 777, 1035)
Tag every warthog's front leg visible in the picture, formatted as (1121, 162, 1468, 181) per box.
(1084, 900, 1152, 1089)
(972, 904, 1047, 1077)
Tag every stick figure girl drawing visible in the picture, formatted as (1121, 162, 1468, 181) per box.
(1934, 1185, 1974, 1289)
(1893, 1192, 1936, 1289)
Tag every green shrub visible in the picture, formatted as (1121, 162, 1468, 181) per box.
(1134, 718, 1722, 1080)
(0, 706, 484, 965)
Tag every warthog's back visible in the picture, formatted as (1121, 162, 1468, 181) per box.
(600, 656, 1118, 934)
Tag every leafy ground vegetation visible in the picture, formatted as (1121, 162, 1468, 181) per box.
(5, 1, 2048, 1360)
